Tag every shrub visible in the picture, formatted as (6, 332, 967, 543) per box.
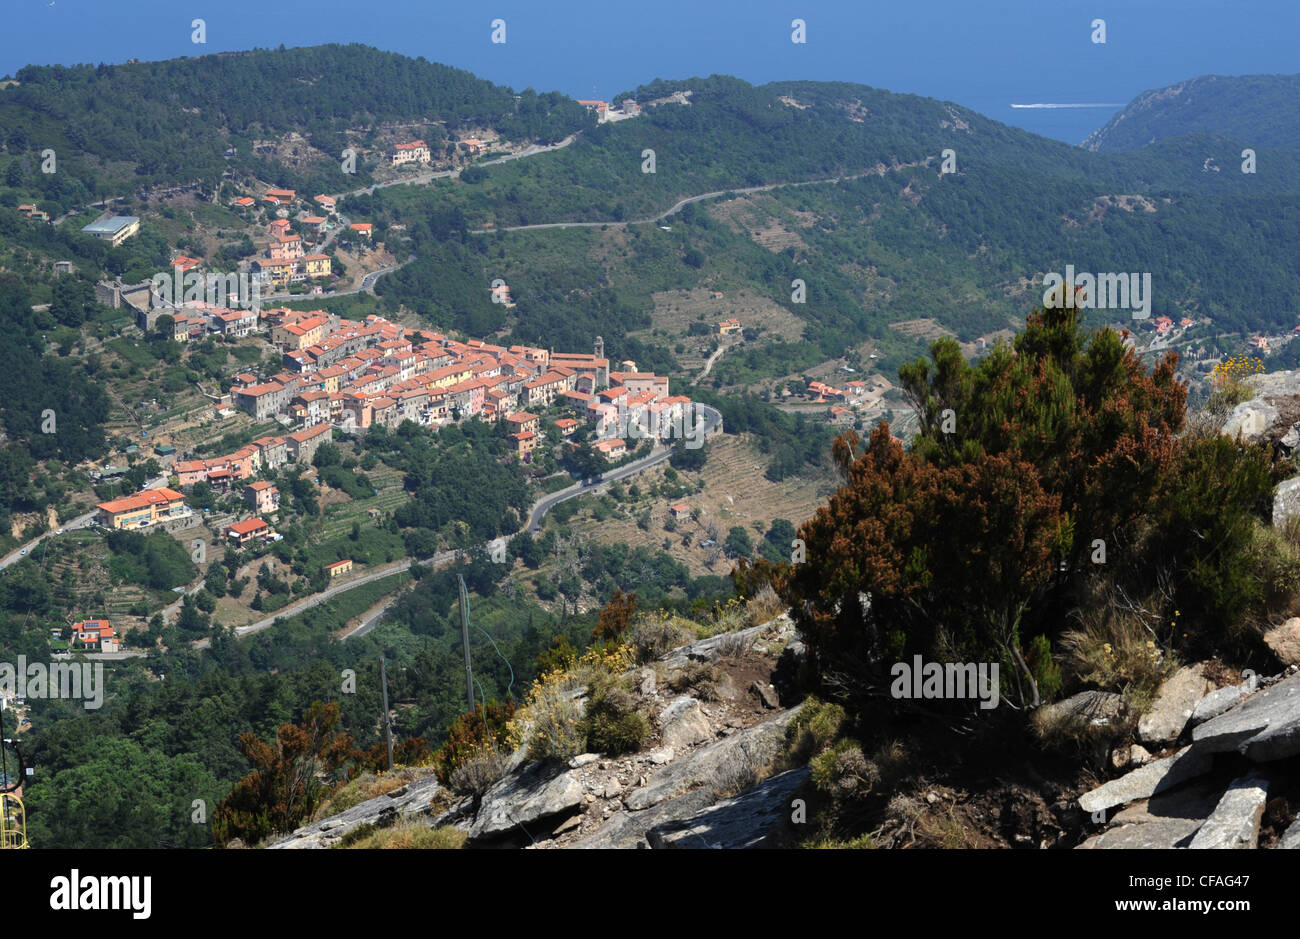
(534, 634, 578, 675)
(340, 822, 467, 849)
(508, 644, 635, 764)
(515, 679, 586, 764)
(448, 746, 508, 799)
(628, 611, 693, 663)
(782, 696, 846, 766)
(665, 660, 721, 701)
(810, 740, 879, 798)
(1059, 607, 1169, 711)
(744, 582, 786, 627)
(432, 701, 516, 785)
(581, 675, 649, 756)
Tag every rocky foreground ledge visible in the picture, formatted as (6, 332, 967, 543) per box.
(1072, 661, 1300, 849)
(269, 617, 806, 850)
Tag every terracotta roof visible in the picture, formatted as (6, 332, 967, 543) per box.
(97, 487, 185, 514)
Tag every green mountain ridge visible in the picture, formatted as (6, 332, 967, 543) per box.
(1083, 73, 1300, 153)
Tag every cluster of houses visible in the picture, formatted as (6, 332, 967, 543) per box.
(245, 204, 335, 292)
(199, 311, 693, 460)
(386, 135, 489, 166)
(172, 425, 329, 491)
(1154, 315, 1198, 337)
(806, 378, 876, 426)
(576, 99, 641, 122)
(17, 203, 51, 223)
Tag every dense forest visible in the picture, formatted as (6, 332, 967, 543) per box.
(0, 44, 591, 194)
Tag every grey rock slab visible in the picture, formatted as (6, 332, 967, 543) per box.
(568, 753, 600, 768)
(568, 789, 717, 849)
(1274, 478, 1300, 528)
(1190, 671, 1300, 761)
(625, 704, 802, 811)
(647, 767, 809, 849)
(658, 695, 714, 749)
(658, 616, 795, 669)
(1111, 777, 1223, 827)
(751, 680, 780, 709)
(1278, 817, 1300, 849)
(1040, 690, 1127, 727)
(1078, 745, 1214, 814)
(1191, 683, 1251, 727)
(1077, 817, 1204, 849)
(638, 668, 657, 697)
(468, 763, 585, 841)
(1138, 665, 1210, 745)
(1187, 774, 1270, 849)
(657, 695, 701, 727)
(268, 772, 450, 849)
(1223, 398, 1278, 443)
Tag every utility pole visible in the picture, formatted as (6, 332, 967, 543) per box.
(379, 656, 393, 771)
(457, 574, 474, 713)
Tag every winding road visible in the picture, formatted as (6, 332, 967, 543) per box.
(0, 474, 170, 572)
(195, 403, 721, 645)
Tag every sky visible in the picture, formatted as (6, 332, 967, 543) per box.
(4, 0, 1296, 144)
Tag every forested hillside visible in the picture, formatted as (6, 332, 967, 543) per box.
(1084, 73, 1300, 152)
(0, 43, 590, 197)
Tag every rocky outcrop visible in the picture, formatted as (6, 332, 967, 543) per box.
(625, 704, 802, 811)
(569, 789, 718, 849)
(1078, 746, 1213, 815)
(1080, 665, 1300, 849)
(658, 696, 714, 750)
(658, 616, 796, 671)
(1264, 618, 1300, 667)
(468, 763, 585, 842)
(1273, 477, 1300, 527)
(267, 772, 462, 849)
(1040, 690, 1127, 728)
(1190, 670, 1300, 761)
(1223, 398, 1278, 442)
(1137, 665, 1211, 745)
(647, 767, 809, 849)
(1190, 682, 1251, 726)
(1187, 774, 1269, 849)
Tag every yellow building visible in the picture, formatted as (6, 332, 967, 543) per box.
(96, 488, 188, 529)
(324, 559, 353, 578)
(302, 254, 331, 279)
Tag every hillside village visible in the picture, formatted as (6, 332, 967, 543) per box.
(92, 306, 696, 532)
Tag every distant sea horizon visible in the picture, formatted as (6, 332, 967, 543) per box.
(3, 0, 1294, 147)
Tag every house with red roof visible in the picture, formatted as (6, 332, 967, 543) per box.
(72, 619, 117, 653)
(224, 517, 272, 547)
